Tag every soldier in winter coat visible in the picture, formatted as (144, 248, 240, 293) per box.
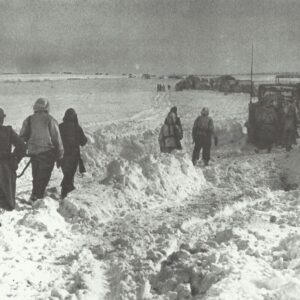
(20, 98, 64, 202)
(59, 108, 87, 199)
(159, 106, 183, 153)
(282, 101, 298, 152)
(0, 108, 26, 213)
(192, 107, 218, 166)
(255, 103, 278, 153)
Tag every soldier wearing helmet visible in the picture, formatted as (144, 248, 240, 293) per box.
(192, 107, 218, 166)
(20, 98, 64, 202)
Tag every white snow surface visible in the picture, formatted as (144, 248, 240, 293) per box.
(0, 76, 300, 299)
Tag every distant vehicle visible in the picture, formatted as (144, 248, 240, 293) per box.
(210, 75, 255, 95)
(231, 80, 254, 94)
(168, 74, 183, 80)
(211, 75, 236, 93)
(275, 73, 300, 84)
(142, 74, 151, 79)
(175, 75, 210, 91)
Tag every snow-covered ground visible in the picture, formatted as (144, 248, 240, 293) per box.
(1, 76, 300, 300)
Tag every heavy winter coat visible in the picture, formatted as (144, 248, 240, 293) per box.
(192, 115, 215, 142)
(158, 112, 182, 152)
(255, 106, 278, 149)
(20, 111, 64, 159)
(59, 109, 87, 198)
(159, 124, 177, 151)
(0, 125, 26, 210)
(59, 122, 87, 155)
(282, 104, 298, 147)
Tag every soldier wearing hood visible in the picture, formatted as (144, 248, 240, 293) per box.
(159, 106, 183, 153)
(192, 107, 218, 166)
(0, 108, 26, 215)
(20, 98, 64, 201)
(59, 108, 87, 199)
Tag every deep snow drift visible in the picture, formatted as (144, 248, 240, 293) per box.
(1, 76, 300, 300)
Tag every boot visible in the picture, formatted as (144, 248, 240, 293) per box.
(29, 194, 38, 203)
(61, 189, 67, 200)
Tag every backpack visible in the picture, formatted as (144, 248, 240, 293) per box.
(196, 116, 211, 132)
(23, 115, 51, 142)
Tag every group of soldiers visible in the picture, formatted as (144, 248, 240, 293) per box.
(0, 98, 218, 220)
(158, 106, 218, 166)
(2, 91, 298, 221)
(157, 84, 171, 92)
(0, 98, 87, 220)
(247, 90, 299, 153)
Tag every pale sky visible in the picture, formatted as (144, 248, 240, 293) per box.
(0, 0, 300, 74)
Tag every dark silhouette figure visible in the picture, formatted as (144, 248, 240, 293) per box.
(59, 108, 87, 199)
(0, 108, 26, 212)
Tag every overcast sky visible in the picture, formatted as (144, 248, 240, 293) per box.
(0, 0, 300, 74)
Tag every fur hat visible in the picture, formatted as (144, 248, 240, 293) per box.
(201, 107, 209, 116)
(0, 108, 6, 118)
(33, 98, 49, 113)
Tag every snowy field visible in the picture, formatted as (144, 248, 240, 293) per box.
(1, 76, 300, 300)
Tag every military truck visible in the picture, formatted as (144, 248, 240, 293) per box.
(246, 78, 300, 146)
(175, 75, 210, 91)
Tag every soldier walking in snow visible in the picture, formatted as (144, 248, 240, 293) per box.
(254, 102, 278, 153)
(0, 108, 26, 216)
(192, 107, 218, 166)
(282, 100, 298, 152)
(159, 106, 183, 153)
(20, 98, 64, 202)
(59, 108, 87, 199)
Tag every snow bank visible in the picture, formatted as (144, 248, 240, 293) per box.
(59, 152, 206, 224)
(215, 120, 245, 147)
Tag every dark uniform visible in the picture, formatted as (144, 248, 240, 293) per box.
(282, 103, 298, 151)
(0, 109, 26, 211)
(59, 108, 87, 199)
(169, 107, 183, 150)
(255, 105, 278, 152)
(192, 108, 217, 166)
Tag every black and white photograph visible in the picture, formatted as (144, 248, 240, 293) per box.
(0, 0, 300, 299)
